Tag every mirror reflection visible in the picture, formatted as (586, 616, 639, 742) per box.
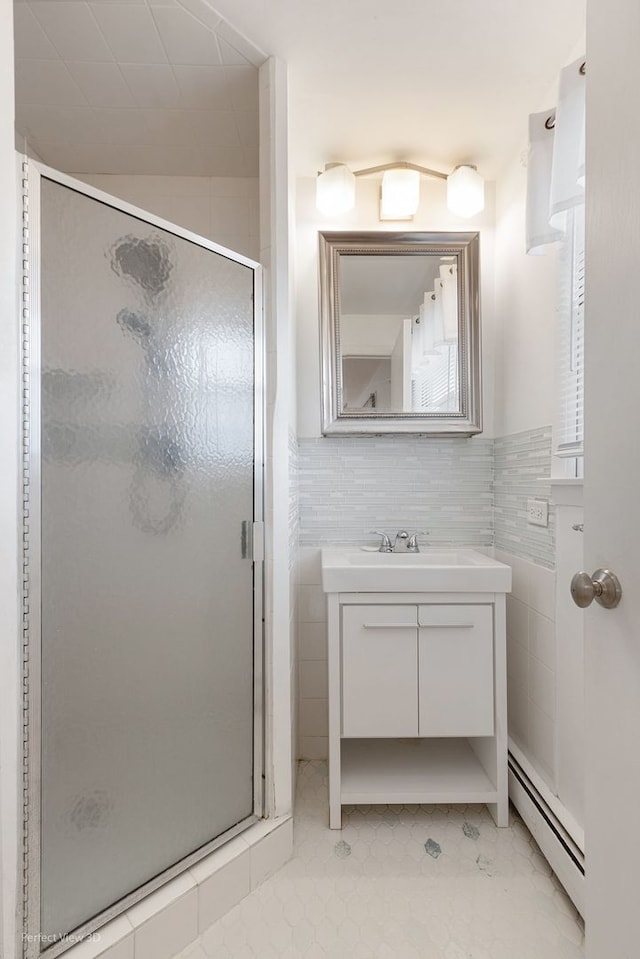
(339, 254, 459, 414)
(319, 232, 481, 436)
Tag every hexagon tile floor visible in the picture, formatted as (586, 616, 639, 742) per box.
(175, 761, 584, 959)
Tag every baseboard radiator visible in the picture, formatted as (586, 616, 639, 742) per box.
(508, 750, 585, 917)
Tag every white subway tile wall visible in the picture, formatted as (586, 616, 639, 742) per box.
(497, 550, 557, 792)
(296, 547, 327, 762)
(494, 428, 555, 569)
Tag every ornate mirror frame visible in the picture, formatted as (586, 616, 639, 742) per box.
(319, 231, 482, 436)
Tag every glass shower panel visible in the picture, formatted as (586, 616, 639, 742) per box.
(39, 177, 257, 939)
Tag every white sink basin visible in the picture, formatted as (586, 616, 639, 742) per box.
(321, 547, 512, 593)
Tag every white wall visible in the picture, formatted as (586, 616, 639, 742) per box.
(494, 157, 559, 437)
(0, 1, 19, 954)
(493, 44, 586, 850)
(259, 57, 293, 818)
(493, 34, 585, 440)
(294, 175, 498, 438)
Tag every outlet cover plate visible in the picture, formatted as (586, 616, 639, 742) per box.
(527, 498, 549, 527)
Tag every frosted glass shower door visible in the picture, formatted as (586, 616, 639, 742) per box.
(32, 171, 262, 945)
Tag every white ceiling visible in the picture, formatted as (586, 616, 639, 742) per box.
(341, 255, 443, 316)
(13, 0, 262, 176)
(13, 0, 586, 181)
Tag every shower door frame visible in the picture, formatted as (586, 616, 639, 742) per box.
(20, 159, 265, 959)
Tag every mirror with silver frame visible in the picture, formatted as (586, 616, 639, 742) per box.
(319, 231, 482, 435)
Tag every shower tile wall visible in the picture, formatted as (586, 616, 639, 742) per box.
(75, 174, 260, 261)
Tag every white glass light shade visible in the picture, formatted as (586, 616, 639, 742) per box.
(447, 165, 485, 218)
(316, 164, 356, 215)
(380, 168, 420, 219)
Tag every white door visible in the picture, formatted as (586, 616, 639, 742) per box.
(584, 1, 640, 955)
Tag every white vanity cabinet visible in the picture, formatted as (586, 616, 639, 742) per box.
(341, 604, 419, 737)
(341, 604, 495, 739)
(418, 604, 494, 737)
(323, 564, 510, 830)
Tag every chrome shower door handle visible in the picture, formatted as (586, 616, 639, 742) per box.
(570, 568, 622, 609)
(241, 519, 252, 558)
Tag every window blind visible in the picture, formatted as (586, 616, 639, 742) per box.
(412, 343, 459, 412)
(555, 204, 585, 458)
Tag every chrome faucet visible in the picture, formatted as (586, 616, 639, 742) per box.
(372, 531, 393, 553)
(372, 530, 426, 553)
(393, 530, 426, 553)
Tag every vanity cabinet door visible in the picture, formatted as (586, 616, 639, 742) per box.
(341, 605, 418, 737)
(418, 605, 494, 737)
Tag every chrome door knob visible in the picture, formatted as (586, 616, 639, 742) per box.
(571, 569, 622, 609)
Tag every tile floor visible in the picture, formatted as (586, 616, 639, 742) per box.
(175, 762, 584, 959)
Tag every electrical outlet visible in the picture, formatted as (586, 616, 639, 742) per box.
(527, 498, 549, 527)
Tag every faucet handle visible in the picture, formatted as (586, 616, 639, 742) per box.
(371, 531, 393, 553)
(407, 531, 427, 552)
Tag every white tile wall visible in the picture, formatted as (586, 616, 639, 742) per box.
(73, 173, 260, 261)
(289, 429, 300, 796)
(66, 917, 134, 959)
(246, 819, 294, 890)
(190, 836, 251, 933)
(96, 942, 134, 959)
(497, 549, 557, 791)
(296, 547, 328, 761)
(55, 817, 293, 959)
(131, 888, 198, 959)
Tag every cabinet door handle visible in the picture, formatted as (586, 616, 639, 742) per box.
(419, 623, 474, 629)
(362, 623, 417, 630)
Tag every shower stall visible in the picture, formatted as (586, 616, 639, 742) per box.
(21, 161, 264, 956)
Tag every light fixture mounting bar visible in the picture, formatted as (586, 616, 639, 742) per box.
(352, 161, 448, 181)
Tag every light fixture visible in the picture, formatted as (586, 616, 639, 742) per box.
(315, 160, 484, 220)
(315, 163, 356, 215)
(380, 168, 420, 219)
(446, 164, 485, 218)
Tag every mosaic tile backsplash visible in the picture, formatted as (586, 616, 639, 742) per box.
(296, 428, 555, 569)
(288, 428, 299, 570)
(298, 436, 494, 551)
(494, 428, 554, 569)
